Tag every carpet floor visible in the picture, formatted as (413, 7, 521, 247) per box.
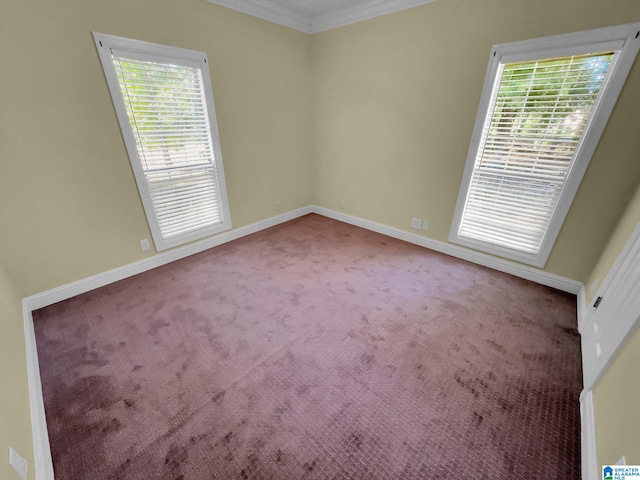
(33, 214, 582, 479)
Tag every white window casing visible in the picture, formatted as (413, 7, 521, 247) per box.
(450, 23, 640, 268)
(93, 33, 232, 252)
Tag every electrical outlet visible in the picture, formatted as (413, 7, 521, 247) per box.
(140, 239, 151, 252)
(590, 278, 599, 294)
(10, 447, 28, 480)
(411, 218, 421, 229)
(422, 220, 429, 231)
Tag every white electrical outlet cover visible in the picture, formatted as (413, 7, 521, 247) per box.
(411, 218, 421, 229)
(140, 239, 151, 252)
(10, 447, 28, 480)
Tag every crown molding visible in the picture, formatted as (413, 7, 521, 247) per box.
(310, 0, 438, 34)
(206, 0, 313, 33)
(206, 0, 439, 34)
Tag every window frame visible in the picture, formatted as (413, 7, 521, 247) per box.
(449, 23, 640, 268)
(93, 32, 232, 252)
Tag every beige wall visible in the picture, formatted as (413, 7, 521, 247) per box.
(0, 0, 314, 297)
(312, 0, 640, 283)
(0, 264, 34, 480)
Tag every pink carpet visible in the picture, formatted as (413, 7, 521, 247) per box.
(33, 214, 582, 479)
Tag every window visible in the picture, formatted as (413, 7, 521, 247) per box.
(450, 23, 640, 267)
(93, 33, 231, 251)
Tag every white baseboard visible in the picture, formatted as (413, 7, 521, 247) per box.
(580, 389, 598, 480)
(22, 304, 55, 480)
(24, 206, 313, 311)
(310, 206, 582, 295)
(25, 205, 581, 312)
(23, 204, 584, 479)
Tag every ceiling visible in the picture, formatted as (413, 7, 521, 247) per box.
(206, 0, 438, 34)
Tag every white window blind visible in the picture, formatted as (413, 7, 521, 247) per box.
(450, 24, 640, 267)
(94, 33, 231, 251)
(460, 53, 614, 255)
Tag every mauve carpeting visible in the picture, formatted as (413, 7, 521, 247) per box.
(33, 214, 582, 479)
